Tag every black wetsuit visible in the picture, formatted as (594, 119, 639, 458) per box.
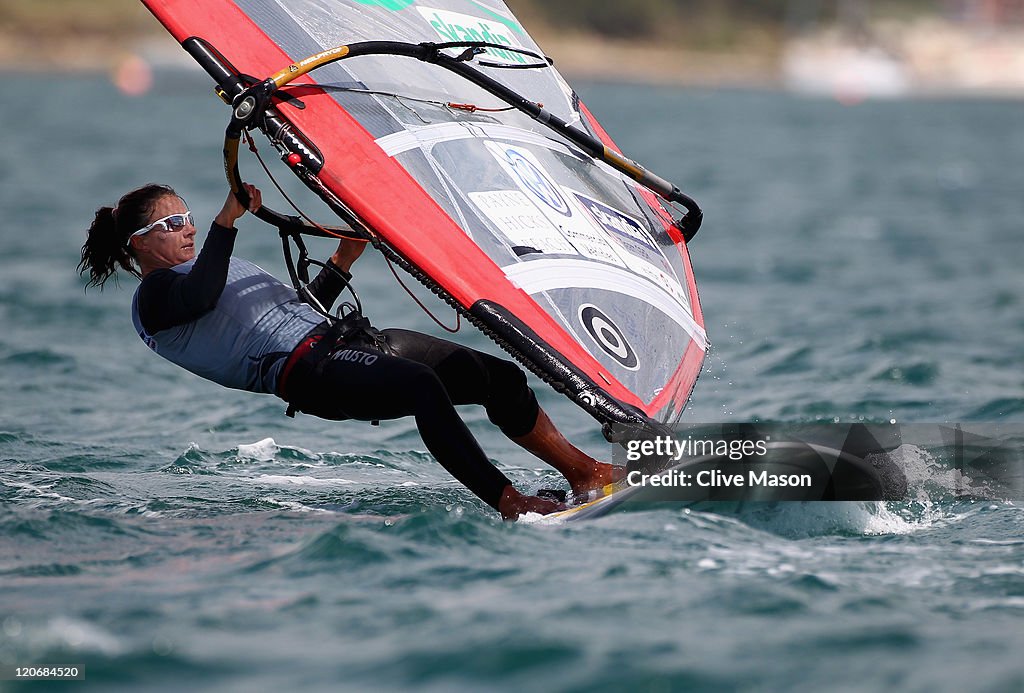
(133, 223, 539, 510)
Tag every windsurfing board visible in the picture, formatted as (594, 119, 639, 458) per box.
(549, 479, 650, 522)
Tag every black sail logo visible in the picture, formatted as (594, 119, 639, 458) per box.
(579, 305, 639, 371)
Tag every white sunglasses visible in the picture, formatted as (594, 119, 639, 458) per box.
(128, 211, 195, 244)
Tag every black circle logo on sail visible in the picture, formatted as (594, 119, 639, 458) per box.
(579, 305, 639, 371)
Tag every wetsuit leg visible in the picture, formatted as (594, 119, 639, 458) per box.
(381, 329, 540, 438)
(285, 347, 512, 510)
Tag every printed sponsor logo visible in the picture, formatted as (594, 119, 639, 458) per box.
(465, 0, 524, 35)
(484, 142, 627, 267)
(334, 350, 379, 366)
(468, 190, 578, 256)
(418, 7, 528, 66)
(572, 192, 660, 252)
(579, 304, 639, 371)
(489, 145, 571, 216)
(569, 188, 691, 311)
(353, 0, 417, 11)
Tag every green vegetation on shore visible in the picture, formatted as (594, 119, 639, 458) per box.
(0, 0, 152, 37)
(510, 0, 942, 47)
(0, 0, 947, 78)
(2, 0, 943, 43)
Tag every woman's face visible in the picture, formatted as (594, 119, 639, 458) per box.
(132, 195, 196, 269)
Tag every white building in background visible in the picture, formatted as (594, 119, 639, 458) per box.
(783, 0, 1024, 99)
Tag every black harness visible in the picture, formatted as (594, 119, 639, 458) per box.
(278, 311, 393, 419)
(275, 225, 394, 418)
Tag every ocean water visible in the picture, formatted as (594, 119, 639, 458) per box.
(1, 71, 1022, 692)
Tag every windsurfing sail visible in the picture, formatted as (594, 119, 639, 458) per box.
(141, 0, 709, 436)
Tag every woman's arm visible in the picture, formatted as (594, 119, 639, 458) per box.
(304, 237, 367, 312)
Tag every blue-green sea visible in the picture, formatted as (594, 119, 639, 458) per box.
(1, 71, 1022, 692)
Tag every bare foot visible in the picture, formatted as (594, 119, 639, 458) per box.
(506, 409, 630, 503)
(567, 462, 627, 498)
(498, 486, 566, 521)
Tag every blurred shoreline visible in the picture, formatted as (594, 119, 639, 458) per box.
(1, 3, 1023, 99)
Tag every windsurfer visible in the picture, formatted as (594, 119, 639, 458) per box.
(79, 182, 623, 520)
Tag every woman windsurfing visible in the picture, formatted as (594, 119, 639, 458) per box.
(79, 181, 623, 519)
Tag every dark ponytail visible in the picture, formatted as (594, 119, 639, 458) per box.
(78, 183, 179, 289)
